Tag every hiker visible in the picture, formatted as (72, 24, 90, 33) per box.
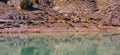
(109, 17, 112, 23)
(64, 14, 70, 21)
(40, 15, 45, 23)
(41, 15, 44, 21)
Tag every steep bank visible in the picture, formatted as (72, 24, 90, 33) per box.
(0, 0, 120, 33)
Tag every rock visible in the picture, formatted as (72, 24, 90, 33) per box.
(0, 25, 4, 29)
(72, 16, 80, 23)
(16, 5, 21, 10)
(7, 1, 14, 7)
(3, 12, 18, 20)
(27, 20, 34, 24)
(18, 21, 25, 24)
(0, 0, 8, 3)
(13, 24, 20, 28)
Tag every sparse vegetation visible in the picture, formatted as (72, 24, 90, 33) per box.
(20, 0, 33, 9)
(0, 0, 8, 3)
(34, 0, 39, 4)
(0, 0, 120, 33)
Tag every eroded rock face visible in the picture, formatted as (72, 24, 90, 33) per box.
(7, 0, 20, 6)
(53, 0, 118, 12)
(51, 0, 120, 18)
(7, 0, 119, 14)
(1, 0, 120, 18)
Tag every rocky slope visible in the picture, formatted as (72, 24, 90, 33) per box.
(0, 0, 120, 33)
(52, 0, 120, 17)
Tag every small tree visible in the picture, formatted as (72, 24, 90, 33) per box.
(0, 0, 8, 3)
(34, 0, 39, 4)
(20, 0, 33, 9)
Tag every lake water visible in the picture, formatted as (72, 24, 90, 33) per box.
(0, 32, 120, 55)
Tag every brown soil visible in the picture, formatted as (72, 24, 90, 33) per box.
(0, 0, 120, 33)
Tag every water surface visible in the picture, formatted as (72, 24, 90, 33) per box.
(0, 32, 120, 55)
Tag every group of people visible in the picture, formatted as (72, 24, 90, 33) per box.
(109, 17, 120, 23)
(39, 13, 120, 27)
(102, 16, 120, 26)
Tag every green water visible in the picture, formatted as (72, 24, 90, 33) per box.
(0, 32, 120, 55)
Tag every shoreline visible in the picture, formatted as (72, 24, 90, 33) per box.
(0, 28, 120, 34)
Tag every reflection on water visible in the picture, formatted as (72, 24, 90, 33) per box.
(0, 32, 120, 55)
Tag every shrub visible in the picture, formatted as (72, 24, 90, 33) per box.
(0, 0, 8, 3)
(20, 0, 32, 9)
(34, 0, 39, 4)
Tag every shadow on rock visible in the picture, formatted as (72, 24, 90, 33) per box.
(25, 7, 40, 11)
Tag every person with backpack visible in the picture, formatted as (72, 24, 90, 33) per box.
(109, 17, 112, 22)
(41, 15, 45, 24)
